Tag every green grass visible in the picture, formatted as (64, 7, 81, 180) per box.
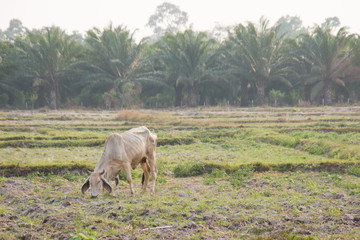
(1, 107, 360, 239)
(1, 107, 360, 177)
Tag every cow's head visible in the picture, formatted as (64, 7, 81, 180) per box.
(81, 169, 112, 198)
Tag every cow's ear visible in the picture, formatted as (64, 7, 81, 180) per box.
(101, 176, 112, 194)
(81, 177, 90, 194)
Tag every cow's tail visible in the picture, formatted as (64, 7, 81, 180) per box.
(141, 159, 151, 186)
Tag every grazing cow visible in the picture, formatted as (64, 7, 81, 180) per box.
(81, 126, 157, 198)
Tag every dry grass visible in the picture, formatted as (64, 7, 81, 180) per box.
(114, 109, 178, 123)
(115, 109, 150, 121)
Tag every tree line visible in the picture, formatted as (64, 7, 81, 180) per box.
(0, 16, 360, 109)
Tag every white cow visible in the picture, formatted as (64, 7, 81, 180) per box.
(81, 126, 157, 197)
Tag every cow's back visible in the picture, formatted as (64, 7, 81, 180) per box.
(95, 127, 156, 177)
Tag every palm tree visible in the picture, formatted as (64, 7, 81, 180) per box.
(223, 30, 253, 106)
(297, 27, 355, 105)
(72, 25, 147, 108)
(155, 30, 220, 107)
(0, 40, 24, 107)
(227, 18, 294, 106)
(153, 33, 185, 106)
(15, 26, 80, 109)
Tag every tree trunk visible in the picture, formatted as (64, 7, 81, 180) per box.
(50, 88, 56, 109)
(324, 81, 333, 106)
(240, 79, 249, 107)
(49, 75, 59, 110)
(188, 83, 197, 107)
(304, 84, 312, 103)
(199, 91, 206, 106)
(174, 83, 184, 107)
(256, 77, 265, 106)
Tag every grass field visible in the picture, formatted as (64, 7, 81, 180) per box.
(1, 107, 360, 239)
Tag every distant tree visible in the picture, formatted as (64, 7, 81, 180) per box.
(227, 18, 295, 105)
(0, 40, 25, 107)
(297, 26, 355, 105)
(147, 2, 188, 39)
(154, 30, 220, 107)
(72, 25, 147, 108)
(71, 31, 84, 44)
(340, 35, 360, 102)
(15, 26, 81, 109)
(209, 23, 230, 43)
(152, 34, 185, 106)
(276, 15, 307, 39)
(223, 31, 254, 106)
(2, 19, 27, 40)
(321, 17, 341, 31)
(0, 30, 4, 40)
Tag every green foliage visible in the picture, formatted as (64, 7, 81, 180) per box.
(72, 25, 146, 109)
(155, 29, 220, 107)
(228, 165, 254, 187)
(347, 165, 360, 177)
(15, 26, 81, 109)
(143, 93, 174, 108)
(62, 171, 82, 182)
(226, 18, 295, 106)
(296, 26, 355, 105)
(173, 162, 205, 177)
(157, 136, 194, 146)
(71, 228, 97, 240)
(269, 89, 285, 106)
(0, 206, 8, 216)
(203, 168, 227, 185)
(0, 93, 8, 107)
(325, 207, 342, 218)
(301, 140, 328, 155)
(209, 168, 228, 178)
(1, 16, 360, 108)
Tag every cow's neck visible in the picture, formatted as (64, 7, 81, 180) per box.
(94, 157, 112, 180)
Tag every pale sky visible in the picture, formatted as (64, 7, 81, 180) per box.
(1, 0, 359, 40)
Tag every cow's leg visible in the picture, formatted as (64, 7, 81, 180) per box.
(123, 164, 134, 195)
(140, 158, 150, 192)
(148, 157, 157, 194)
(115, 175, 120, 186)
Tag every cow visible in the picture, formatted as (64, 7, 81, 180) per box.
(81, 126, 157, 198)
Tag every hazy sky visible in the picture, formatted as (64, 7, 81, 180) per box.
(1, 0, 359, 39)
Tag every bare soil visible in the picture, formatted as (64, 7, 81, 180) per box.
(1, 171, 360, 239)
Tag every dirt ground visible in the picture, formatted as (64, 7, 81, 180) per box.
(1, 171, 360, 239)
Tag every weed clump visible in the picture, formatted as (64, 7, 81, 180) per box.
(228, 166, 254, 187)
(347, 165, 360, 177)
(203, 168, 228, 185)
(173, 162, 205, 177)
